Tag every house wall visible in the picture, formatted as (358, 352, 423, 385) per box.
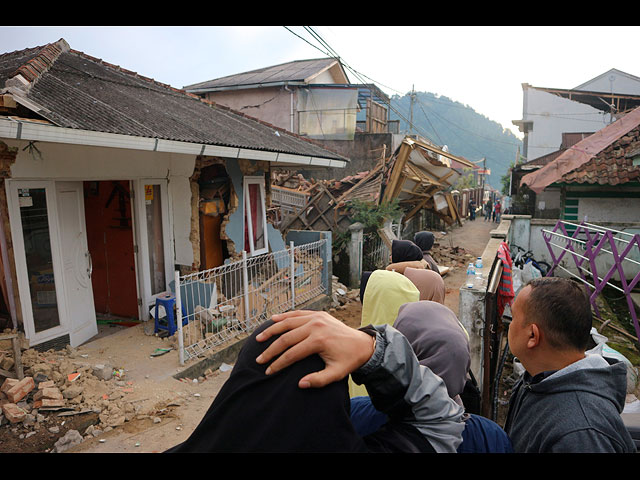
(3, 139, 196, 266)
(204, 86, 295, 133)
(577, 70, 640, 96)
(522, 86, 611, 161)
(534, 186, 562, 219)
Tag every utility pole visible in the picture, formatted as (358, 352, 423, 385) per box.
(408, 85, 415, 135)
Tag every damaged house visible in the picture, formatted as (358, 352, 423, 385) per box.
(0, 39, 349, 350)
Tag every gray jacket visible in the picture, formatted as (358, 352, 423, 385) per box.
(352, 324, 465, 453)
(504, 353, 635, 453)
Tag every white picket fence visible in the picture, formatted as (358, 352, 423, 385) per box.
(174, 239, 327, 364)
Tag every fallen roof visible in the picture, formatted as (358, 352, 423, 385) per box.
(0, 40, 349, 167)
(520, 106, 640, 193)
(183, 57, 348, 93)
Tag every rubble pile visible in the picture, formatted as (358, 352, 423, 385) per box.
(329, 276, 360, 310)
(429, 235, 474, 270)
(0, 332, 178, 449)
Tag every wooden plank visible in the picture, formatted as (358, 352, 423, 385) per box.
(383, 141, 412, 203)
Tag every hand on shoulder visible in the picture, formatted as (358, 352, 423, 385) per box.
(255, 310, 376, 389)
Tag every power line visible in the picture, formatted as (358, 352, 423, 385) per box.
(283, 26, 519, 164)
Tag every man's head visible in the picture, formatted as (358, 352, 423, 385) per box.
(508, 277, 592, 374)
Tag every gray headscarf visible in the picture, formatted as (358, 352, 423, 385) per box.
(393, 301, 470, 400)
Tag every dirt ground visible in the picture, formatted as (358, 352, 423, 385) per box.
(0, 217, 496, 454)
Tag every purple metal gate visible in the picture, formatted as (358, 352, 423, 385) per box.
(542, 220, 640, 342)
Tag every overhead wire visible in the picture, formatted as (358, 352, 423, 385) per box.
(284, 26, 517, 182)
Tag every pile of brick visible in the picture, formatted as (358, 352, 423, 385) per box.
(1, 376, 64, 423)
(0, 341, 173, 446)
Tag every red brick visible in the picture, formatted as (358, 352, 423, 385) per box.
(1, 403, 26, 423)
(34, 387, 63, 401)
(33, 398, 65, 409)
(1, 378, 18, 394)
(37, 380, 55, 389)
(6, 376, 34, 403)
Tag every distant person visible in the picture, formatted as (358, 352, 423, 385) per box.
(469, 198, 476, 221)
(484, 199, 493, 222)
(494, 200, 501, 223)
(413, 231, 440, 273)
(504, 277, 635, 453)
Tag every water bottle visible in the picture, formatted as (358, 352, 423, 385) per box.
(474, 272, 484, 289)
(475, 257, 483, 269)
(466, 263, 475, 288)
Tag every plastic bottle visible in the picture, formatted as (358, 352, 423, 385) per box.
(474, 272, 484, 289)
(475, 257, 483, 269)
(466, 263, 475, 288)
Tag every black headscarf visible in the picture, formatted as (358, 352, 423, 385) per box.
(391, 239, 423, 263)
(166, 320, 436, 453)
(359, 271, 373, 303)
(165, 320, 366, 453)
(414, 231, 435, 252)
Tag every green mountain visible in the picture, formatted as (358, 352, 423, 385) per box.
(389, 91, 522, 190)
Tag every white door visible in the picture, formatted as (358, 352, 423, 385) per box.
(133, 179, 173, 319)
(55, 182, 97, 346)
(7, 180, 96, 348)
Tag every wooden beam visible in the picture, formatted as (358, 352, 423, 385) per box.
(383, 141, 412, 203)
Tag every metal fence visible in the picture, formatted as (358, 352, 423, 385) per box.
(361, 221, 401, 272)
(174, 239, 327, 364)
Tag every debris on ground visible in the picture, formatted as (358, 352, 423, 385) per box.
(0, 331, 193, 452)
(329, 276, 360, 311)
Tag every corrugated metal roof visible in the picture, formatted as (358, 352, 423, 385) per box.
(0, 40, 349, 163)
(184, 58, 344, 91)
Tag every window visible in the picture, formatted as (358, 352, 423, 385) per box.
(243, 176, 268, 256)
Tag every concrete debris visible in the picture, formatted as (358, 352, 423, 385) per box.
(0, 337, 182, 449)
(330, 276, 360, 309)
(52, 429, 83, 453)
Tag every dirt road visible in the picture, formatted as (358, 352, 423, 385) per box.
(66, 218, 495, 453)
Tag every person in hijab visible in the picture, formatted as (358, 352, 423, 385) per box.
(403, 267, 445, 304)
(352, 269, 420, 397)
(403, 267, 469, 340)
(166, 310, 465, 453)
(385, 239, 429, 274)
(350, 301, 513, 453)
(414, 231, 440, 273)
(359, 269, 420, 328)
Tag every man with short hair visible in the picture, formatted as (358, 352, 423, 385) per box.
(504, 277, 635, 453)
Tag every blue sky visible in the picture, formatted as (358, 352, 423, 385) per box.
(2, 26, 639, 138)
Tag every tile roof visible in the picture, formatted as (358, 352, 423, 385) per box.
(560, 128, 640, 186)
(521, 106, 640, 192)
(0, 40, 348, 163)
(183, 58, 344, 91)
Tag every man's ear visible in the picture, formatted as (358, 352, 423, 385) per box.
(527, 323, 541, 349)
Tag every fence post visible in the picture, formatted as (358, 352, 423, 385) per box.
(175, 270, 184, 366)
(290, 241, 296, 309)
(348, 222, 364, 288)
(242, 251, 250, 330)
